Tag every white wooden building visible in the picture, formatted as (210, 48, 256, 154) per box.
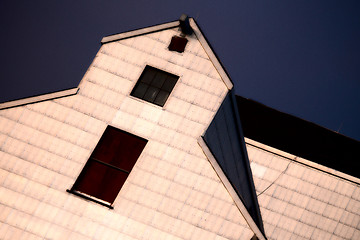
(0, 15, 359, 240)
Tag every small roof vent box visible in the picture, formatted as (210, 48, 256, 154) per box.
(168, 36, 188, 53)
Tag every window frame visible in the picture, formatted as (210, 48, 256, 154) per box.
(67, 126, 147, 208)
(130, 65, 179, 107)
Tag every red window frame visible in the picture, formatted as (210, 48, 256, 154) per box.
(68, 126, 147, 208)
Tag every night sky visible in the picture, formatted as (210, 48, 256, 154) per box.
(1, 1, 359, 141)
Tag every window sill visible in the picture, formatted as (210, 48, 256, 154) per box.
(66, 189, 114, 209)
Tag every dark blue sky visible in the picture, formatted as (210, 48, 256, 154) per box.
(1, 1, 359, 141)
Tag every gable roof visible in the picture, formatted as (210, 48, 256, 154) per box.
(100, 15, 266, 239)
(101, 17, 234, 90)
(0, 16, 266, 239)
(103, 16, 266, 239)
(0, 17, 233, 109)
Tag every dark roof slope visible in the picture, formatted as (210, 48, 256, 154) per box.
(236, 95, 360, 179)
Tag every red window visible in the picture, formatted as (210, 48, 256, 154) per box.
(68, 126, 147, 207)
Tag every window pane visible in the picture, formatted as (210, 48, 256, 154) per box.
(143, 86, 159, 103)
(116, 136, 147, 171)
(151, 72, 167, 88)
(140, 67, 156, 84)
(154, 90, 170, 106)
(73, 160, 128, 204)
(92, 127, 147, 171)
(162, 76, 177, 92)
(91, 127, 122, 164)
(131, 82, 148, 99)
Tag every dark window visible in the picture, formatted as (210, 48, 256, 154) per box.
(131, 66, 178, 107)
(68, 126, 147, 207)
(168, 36, 188, 53)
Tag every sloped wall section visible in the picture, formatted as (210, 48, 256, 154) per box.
(247, 139, 360, 239)
(203, 91, 265, 234)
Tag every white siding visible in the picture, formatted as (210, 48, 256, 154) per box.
(247, 140, 360, 240)
(0, 27, 253, 239)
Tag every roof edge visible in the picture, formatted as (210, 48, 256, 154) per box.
(101, 16, 234, 90)
(245, 137, 360, 185)
(189, 18, 233, 90)
(101, 20, 180, 44)
(0, 87, 79, 110)
(198, 137, 267, 240)
(237, 96, 359, 143)
(229, 91, 265, 229)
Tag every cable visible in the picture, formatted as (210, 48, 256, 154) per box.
(257, 158, 294, 197)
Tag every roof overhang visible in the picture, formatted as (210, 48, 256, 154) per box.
(1, 16, 234, 109)
(101, 20, 180, 44)
(0, 87, 79, 110)
(101, 16, 233, 90)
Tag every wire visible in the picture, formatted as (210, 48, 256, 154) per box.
(257, 158, 294, 197)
